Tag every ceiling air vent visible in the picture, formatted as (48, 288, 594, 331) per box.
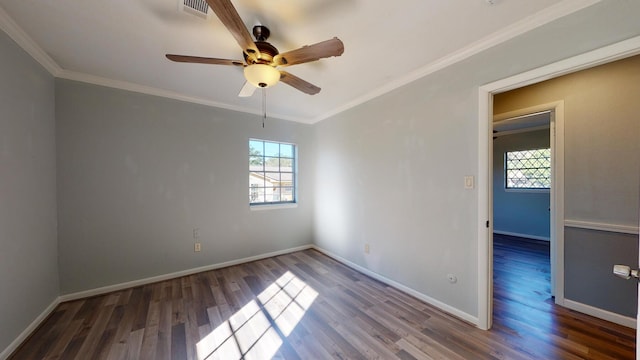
(180, 0, 211, 20)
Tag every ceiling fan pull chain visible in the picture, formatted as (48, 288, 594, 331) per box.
(262, 88, 266, 128)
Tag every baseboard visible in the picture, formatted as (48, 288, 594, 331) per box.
(59, 244, 313, 302)
(311, 245, 479, 326)
(493, 230, 550, 242)
(0, 297, 61, 360)
(562, 298, 636, 329)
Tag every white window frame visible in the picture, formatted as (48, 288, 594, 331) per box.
(249, 138, 297, 209)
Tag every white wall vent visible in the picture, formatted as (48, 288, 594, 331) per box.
(179, 0, 211, 20)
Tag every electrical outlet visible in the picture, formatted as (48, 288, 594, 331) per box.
(364, 244, 370, 254)
(194, 242, 201, 252)
(193, 228, 200, 239)
(447, 274, 458, 284)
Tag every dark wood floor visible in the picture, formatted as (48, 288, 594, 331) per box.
(10, 240, 635, 359)
(492, 233, 635, 359)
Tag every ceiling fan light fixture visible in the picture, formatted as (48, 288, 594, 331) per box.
(244, 64, 280, 88)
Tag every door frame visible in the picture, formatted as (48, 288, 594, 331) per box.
(476, 35, 640, 330)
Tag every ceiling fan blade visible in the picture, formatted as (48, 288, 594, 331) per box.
(238, 81, 257, 97)
(205, 0, 259, 60)
(273, 38, 344, 67)
(279, 71, 321, 95)
(166, 54, 244, 66)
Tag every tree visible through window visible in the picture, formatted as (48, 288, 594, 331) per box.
(249, 139, 296, 204)
(505, 148, 551, 189)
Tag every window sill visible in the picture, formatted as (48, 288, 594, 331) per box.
(505, 188, 550, 194)
(250, 203, 298, 211)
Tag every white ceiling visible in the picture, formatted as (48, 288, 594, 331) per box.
(0, 0, 600, 123)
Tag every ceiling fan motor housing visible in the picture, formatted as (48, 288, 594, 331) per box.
(244, 26, 279, 65)
(246, 42, 279, 64)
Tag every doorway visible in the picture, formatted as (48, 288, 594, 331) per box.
(492, 111, 553, 307)
(476, 36, 640, 331)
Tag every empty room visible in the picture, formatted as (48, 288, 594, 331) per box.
(1, 1, 640, 359)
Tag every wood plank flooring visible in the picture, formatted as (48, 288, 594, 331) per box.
(492, 234, 635, 359)
(10, 241, 635, 359)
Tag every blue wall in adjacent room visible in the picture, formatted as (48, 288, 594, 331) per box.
(493, 129, 550, 240)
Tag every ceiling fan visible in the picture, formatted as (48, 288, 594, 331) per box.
(166, 0, 344, 97)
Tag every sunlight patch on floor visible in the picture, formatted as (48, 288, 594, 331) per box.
(196, 271, 318, 359)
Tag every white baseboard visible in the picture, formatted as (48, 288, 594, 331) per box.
(60, 244, 313, 302)
(312, 245, 479, 326)
(0, 298, 61, 360)
(493, 230, 550, 242)
(562, 298, 636, 329)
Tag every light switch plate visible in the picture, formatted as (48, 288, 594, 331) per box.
(464, 176, 474, 189)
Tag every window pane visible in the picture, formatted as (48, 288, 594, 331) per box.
(280, 158, 293, 172)
(281, 187, 294, 201)
(264, 172, 281, 184)
(250, 172, 265, 187)
(249, 156, 264, 171)
(249, 140, 264, 156)
(280, 173, 293, 183)
(280, 144, 293, 158)
(264, 156, 279, 169)
(265, 142, 280, 157)
(270, 188, 281, 202)
(249, 187, 265, 203)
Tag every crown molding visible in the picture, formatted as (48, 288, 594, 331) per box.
(310, 0, 602, 124)
(1, 0, 601, 124)
(0, 5, 62, 76)
(57, 69, 300, 123)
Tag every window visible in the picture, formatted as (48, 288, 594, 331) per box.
(249, 139, 296, 205)
(505, 148, 551, 189)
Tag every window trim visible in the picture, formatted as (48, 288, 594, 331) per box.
(250, 203, 298, 211)
(505, 188, 550, 194)
(249, 138, 297, 207)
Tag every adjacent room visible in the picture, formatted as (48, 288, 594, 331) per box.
(1, 0, 640, 359)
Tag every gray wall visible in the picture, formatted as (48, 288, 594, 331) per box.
(495, 48, 640, 316)
(0, 31, 59, 352)
(313, 1, 640, 318)
(565, 228, 637, 317)
(493, 130, 550, 239)
(56, 80, 315, 294)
